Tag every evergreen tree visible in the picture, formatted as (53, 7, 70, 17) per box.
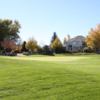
(21, 41, 27, 52)
(51, 32, 57, 43)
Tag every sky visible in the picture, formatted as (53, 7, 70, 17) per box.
(0, 0, 100, 45)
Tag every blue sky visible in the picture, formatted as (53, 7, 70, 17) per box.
(0, 0, 100, 45)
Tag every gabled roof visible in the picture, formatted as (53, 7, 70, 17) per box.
(68, 35, 85, 43)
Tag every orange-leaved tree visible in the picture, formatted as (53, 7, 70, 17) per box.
(86, 24, 100, 50)
(26, 37, 38, 52)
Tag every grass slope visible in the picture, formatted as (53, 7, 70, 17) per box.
(0, 55, 100, 100)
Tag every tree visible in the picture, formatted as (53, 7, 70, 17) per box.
(16, 38, 22, 52)
(1, 40, 16, 49)
(51, 32, 57, 43)
(50, 32, 63, 53)
(21, 41, 27, 52)
(26, 38, 38, 52)
(63, 37, 67, 47)
(0, 19, 21, 49)
(86, 24, 100, 51)
(51, 37, 63, 53)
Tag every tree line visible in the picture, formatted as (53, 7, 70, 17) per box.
(0, 19, 100, 55)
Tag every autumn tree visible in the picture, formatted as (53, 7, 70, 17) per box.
(51, 37, 63, 53)
(50, 32, 63, 53)
(86, 24, 100, 51)
(26, 37, 38, 53)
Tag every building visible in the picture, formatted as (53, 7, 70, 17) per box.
(65, 35, 85, 52)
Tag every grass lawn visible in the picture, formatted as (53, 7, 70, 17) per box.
(0, 55, 100, 100)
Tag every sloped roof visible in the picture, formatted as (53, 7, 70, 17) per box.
(68, 35, 85, 42)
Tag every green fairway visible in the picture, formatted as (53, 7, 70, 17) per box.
(0, 55, 100, 100)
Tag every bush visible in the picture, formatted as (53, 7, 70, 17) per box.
(43, 45, 55, 56)
(14, 49, 21, 53)
(83, 47, 94, 53)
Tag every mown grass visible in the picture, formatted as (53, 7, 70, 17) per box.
(0, 55, 100, 100)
